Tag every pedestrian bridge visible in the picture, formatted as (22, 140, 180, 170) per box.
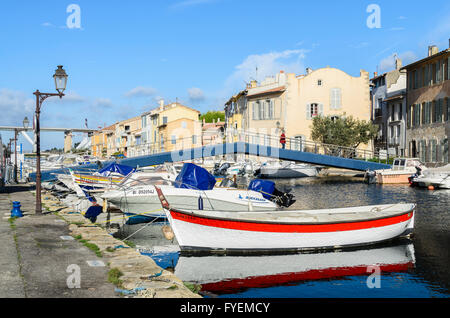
(30, 141, 391, 182)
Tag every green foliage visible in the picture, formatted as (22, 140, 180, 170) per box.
(311, 114, 378, 148)
(200, 111, 225, 123)
(108, 268, 123, 287)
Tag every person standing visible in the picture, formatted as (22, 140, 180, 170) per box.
(280, 130, 286, 149)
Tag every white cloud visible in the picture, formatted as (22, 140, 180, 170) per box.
(188, 87, 205, 102)
(124, 86, 157, 98)
(390, 27, 405, 31)
(223, 49, 307, 94)
(0, 89, 35, 125)
(169, 0, 217, 9)
(93, 98, 113, 108)
(378, 51, 417, 73)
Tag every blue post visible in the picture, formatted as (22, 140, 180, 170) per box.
(11, 201, 23, 218)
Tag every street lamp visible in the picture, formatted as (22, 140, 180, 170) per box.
(23, 117, 30, 129)
(33, 65, 68, 215)
(14, 117, 30, 182)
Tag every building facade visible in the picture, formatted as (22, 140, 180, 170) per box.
(239, 67, 372, 152)
(403, 45, 450, 165)
(143, 101, 201, 153)
(370, 57, 407, 157)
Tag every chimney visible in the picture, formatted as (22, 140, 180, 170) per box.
(250, 80, 257, 88)
(159, 99, 164, 108)
(306, 67, 313, 74)
(428, 45, 438, 57)
(395, 57, 402, 70)
(374, 71, 378, 77)
(280, 70, 284, 73)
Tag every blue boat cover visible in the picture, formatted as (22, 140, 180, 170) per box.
(248, 179, 275, 200)
(174, 163, 216, 190)
(97, 163, 135, 177)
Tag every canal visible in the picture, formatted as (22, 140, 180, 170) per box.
(122, 176, 450, 298)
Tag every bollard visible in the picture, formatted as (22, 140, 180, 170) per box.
(11, 201, 23, 218)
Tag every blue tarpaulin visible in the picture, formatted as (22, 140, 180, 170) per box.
(174, 163, 216, 190)
(97, 163, 135, 177)
(248, 179, 275, 200)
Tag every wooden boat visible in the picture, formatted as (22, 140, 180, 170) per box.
(155, 186, 415, 253)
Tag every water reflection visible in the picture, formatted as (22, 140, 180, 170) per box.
(127, 177, 450, 297)
(173, 242, 415, 296)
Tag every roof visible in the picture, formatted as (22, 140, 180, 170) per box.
(400, 48, 450, 70)
(247, 86, 286, 98)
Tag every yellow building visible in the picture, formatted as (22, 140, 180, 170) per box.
(143, 101, 201, 153)
(115, 116, 142, 157)
(91, 124, 115, 158)
(224, 90, 246, 143)
(243, 68, 372, 151)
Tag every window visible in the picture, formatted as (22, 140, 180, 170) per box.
(259, 101, 265, 119)
(267, 99, 273, 119)
(446, 98, 450, 122)
(192, 135, 197, 145)
(317, 80, 322, 86)
(330, 88, 342, 109)
(310, 103, 319, 118)
(436, 99, 443, 123)
(430, 139, 437, 162)
(442, 139, 449, 163)
(181, 121, 187, 129)
(171, 135, 176, 144)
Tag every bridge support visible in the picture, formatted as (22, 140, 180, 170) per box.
(64, 131, 73, 153)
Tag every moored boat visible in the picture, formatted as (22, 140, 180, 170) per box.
(369, 158, 426, 184)
(410, 164, 450, 189)
(155, 186, 415, 253)
(255, 160, 320, 179)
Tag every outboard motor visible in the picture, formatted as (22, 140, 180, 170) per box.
(213, 162, 230, 176)
(408, 166, 423, 186)
(364, 170, 377, 184)
(218, 177, 237, 188)
(248, 179, 295, 208)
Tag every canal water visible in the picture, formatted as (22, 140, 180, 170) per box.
(122, 177, 450, 298)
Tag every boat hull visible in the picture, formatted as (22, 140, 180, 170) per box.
(164, 204, 415, 253)
(102, 185, 278, 218)
(376, 172, 413, 184)
(259, 167, 318, 178)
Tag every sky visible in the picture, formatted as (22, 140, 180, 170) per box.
(0, 0, 449, 151)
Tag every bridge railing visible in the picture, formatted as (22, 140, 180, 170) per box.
(99, 129, 383, 163)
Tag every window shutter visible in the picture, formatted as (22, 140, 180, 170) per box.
(319, 103, 324, 116)
(306, 104, 311, 120)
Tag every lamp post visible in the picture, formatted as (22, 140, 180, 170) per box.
(16, 117, 30, 183)
(34, 66, 68, 215)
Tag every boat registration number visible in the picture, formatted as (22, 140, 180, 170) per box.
(132, 189, 155, 195)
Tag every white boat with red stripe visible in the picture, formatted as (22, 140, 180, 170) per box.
(155, 186, 415, 253)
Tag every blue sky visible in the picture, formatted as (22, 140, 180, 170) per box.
(1, 0, 449, 151)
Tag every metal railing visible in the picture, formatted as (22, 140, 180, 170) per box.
(96, 129, 382, 162)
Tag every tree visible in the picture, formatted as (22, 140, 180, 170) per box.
(200, 111, 225, 123)
(310, 114, 378, 157)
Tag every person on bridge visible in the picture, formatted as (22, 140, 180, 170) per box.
(280, 130, 286, 149)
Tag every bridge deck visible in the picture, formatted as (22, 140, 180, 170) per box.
(30, 142, 390, 182)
